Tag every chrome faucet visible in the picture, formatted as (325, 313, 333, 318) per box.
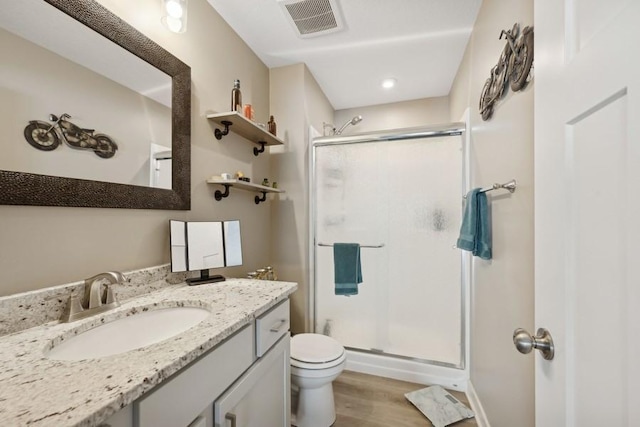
(84, 271, 124, 309)
(61, 271, 125, 322)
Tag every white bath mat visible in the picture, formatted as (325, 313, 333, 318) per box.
(404, 385, 475, 427)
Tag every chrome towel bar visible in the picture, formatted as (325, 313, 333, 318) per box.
(464, 179, 517, 198)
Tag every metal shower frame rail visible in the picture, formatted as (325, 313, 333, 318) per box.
(311, 122, 465, 146)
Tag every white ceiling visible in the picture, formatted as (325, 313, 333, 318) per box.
(206, 0, 482, 110)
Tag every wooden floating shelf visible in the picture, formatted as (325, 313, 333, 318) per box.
(207, 178, 284, 204)
(207, 112, 284, 156)
(207, 178, 283, 193)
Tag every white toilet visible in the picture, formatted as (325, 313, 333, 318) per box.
(290, 333, 346, 427)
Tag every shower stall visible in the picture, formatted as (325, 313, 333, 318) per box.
(310, 122, 469, 390)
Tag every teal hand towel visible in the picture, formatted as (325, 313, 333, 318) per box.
(457, 189, 492, 260)
(333, 243, 362, 296)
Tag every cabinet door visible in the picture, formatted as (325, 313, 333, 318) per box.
(135, 325, 254, 427)
(214, 334, 290, 427)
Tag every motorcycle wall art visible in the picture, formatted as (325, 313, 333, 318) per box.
(479, 23, 534, 121)
(23, 113, 118, 159)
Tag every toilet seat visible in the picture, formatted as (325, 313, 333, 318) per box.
(291, 333, 345, 370)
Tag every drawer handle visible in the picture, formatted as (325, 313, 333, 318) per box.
(226, 412, 237, 427)
(269, 319, 287, 333)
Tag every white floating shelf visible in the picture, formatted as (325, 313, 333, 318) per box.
(207, 178, 284, 204)
(207, 178, 283, 193)
(207, 111, 284, 155)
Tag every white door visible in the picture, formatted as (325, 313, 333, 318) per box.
(534, 0, 640, 426)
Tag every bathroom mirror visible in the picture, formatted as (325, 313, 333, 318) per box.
(170, 220, 243, 285)
(0, 0, 191, 209)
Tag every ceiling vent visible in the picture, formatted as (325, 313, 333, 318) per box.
(277, 0, 344, 38)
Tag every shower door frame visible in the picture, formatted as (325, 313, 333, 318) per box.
(309, 122, 470, 371)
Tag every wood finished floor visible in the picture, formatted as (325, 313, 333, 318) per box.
(332, 371, 477, 427)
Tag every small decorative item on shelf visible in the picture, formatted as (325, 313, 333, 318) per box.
(261, 178, 269, 187)
(220, 172, 232, 180)
(235, 170, 250, 182)
(243, 104, 253, 121)
(267, 115, 277, 136)
(247, 266, 277, 280)
(231, 79, 242, 112)
(272, 181, 278, 189)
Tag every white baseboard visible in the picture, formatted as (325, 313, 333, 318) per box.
(466, 381, 490, 427)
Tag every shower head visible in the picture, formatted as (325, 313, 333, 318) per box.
(335, 115, 363, 135)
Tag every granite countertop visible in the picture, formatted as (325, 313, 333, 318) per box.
(0, 278, 297, 427)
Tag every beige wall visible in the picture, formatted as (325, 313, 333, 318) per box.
(334, 97, 450, 135)
(0, 0, 272, 296)
(449, 0, 535, 425)
(270, 64, 334, 334)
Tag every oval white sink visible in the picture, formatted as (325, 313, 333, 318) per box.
(46, 306, 210, 361)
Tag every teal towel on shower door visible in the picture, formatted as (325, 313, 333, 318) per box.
(333, 243, 362, 296)
(457, 188, 492, 260)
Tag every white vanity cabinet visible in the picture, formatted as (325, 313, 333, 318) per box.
(103, 300, 290, 427)
(214, 301, 291, 427)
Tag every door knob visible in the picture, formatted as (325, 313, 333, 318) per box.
(513, 328, 555, 360)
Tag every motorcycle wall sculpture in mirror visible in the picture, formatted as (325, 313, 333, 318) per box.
(0, 0, 191, 209)
(24, 113, 118, 159)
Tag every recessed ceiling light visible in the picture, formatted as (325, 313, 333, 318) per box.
(381, 78, 397, 89)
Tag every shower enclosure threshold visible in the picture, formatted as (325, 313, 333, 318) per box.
(344, 348, 468, 392)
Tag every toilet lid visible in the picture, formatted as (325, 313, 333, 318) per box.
(291, 333, 344, 364)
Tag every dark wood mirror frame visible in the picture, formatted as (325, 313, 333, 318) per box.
(0, 0, 191, 210)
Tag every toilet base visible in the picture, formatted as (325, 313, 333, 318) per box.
(291, 382, 336, 427)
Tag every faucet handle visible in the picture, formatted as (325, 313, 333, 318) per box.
(70, 294, 84, 315)
(104, 285, 118, 305)
(61, 294, 84, 322)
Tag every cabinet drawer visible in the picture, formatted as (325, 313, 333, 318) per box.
(255, 300, 290, 357)
(135, 324, 255, 427)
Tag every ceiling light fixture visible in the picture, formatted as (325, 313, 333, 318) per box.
(161, 0, 188, 33)
(381, 78, 397, 89)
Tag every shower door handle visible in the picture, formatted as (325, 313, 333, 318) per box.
(513, 328, 555, 360)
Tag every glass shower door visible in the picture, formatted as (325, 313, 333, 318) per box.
(314, 135, 463, 366)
